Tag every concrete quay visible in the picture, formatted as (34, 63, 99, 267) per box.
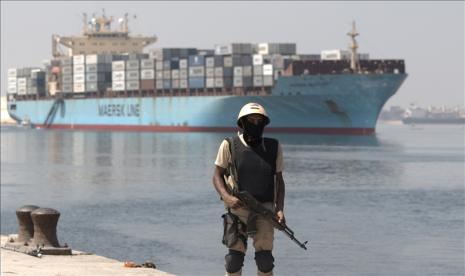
(1, 235, 175, 276)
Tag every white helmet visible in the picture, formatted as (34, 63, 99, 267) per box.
(237, 103, 270, 127)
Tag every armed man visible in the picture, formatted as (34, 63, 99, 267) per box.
(212, 102, 286, 276)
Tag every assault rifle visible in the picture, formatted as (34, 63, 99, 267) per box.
(228, 188, 308, 251)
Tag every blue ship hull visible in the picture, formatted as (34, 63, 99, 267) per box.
(8, 74, 407, 135)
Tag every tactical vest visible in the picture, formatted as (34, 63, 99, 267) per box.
(228, 136, 278, 203)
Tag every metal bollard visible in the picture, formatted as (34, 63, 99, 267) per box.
(15, 205, 40, 244)
(30, 208, 61, 247)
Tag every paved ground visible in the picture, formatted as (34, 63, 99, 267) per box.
(1, 235, 175, 276)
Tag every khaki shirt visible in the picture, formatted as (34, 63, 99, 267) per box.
(214, 133, 283, 173)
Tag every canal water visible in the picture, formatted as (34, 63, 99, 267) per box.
(1, 124, 464, 275)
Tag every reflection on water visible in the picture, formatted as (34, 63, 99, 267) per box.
(1, 125, 464, 276)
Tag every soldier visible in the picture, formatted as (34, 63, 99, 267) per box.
(213, 103, 285, 276)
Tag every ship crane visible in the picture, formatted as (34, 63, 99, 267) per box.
(347, 21, 361, 73)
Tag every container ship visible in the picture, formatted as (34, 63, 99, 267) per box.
(6, 11, 407, 135)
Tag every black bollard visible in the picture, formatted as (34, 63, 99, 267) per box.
(15, 205, 40, 244)
(30, 208, 61, 247)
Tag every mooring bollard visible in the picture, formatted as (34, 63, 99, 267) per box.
(30, 208, 61, 247)
(15, 205, 40, 244)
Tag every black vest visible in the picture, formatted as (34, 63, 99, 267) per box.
(230, 136, 278, 203)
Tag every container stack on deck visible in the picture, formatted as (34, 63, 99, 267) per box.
(7, 41, 406, 99)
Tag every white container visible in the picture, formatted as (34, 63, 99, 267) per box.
(62, 75, 73, 83)
(257, 43, 269, 55)
(112, 60, 126, 71)
(214, 78, 224, 88)
(126, 70, 140, 81)
(253, 54, 263, 65)
(112, 80, 125, 91)
(8, 77, 17, 86)
(179, 69, 188, 79)
(17, 87, 27, 95)
(253, 76, 263, 87)
(73, 55, 85, 65)
(85, 54, 104, 64)
(126, 60, 140, 70)
(73, 74, 85, 83)
(171, 69, 180, 79)
(179, 59, 188, 69)
(180, 79, 188, 89)
(320, 49, 350, 60)
(73, 64, 85, 74)
(141, 69, 155, 80)
(156, 71, 163, 79)
(223, 56, 233, 67)
(206, 57, 215, 68)
(156, 61, 164, 70)
(8, 68, 17, 78)
(263, 64, 273, 76)
(112, 71, 125, 81)
(206, 68, 215, 78)
(73, 83, 85, 93)
(140, 59, 155, 69)
(206, 78, 215, 88)
(126, 80, 140, 90)
(253, 65, 263, 75)
(155, 80, 163, 89)
(263, 76, 273, 86)
(214, 67, 223, 77)
(233, 77, 243, 87)
(163, 70, 171, 79)
(233, 66, 243, 77)
(189, 66, 205, 77)
(8, 86, 17, 94)
(16, 78, 27, 86)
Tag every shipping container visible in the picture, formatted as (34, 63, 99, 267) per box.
(73, 55, 85, 65)
(61, 83, 73, 93)
(112, 80, 125, 91)
(62, 66, 73, 75)
(156, 71, 163, 79)
(180, 79, 188, 89)
(141, 69, 155, 80)
(140, 59, 155, 69)
(156, 61, 164, 70)
(188, 55, 205, 66)
(258, 43, 297, 55)
(163, 70, 171, 79)
(253, 54, 263, 65)
(179, 59, 188, 69)
(253, 76, 263, 87)
(214, 56, 223, 67)
(60, 57, 73, 67)
(263, 75, 273, 86)
(223, 67, 233, 77)
(189, 77, 205, 88)
(73, 83, 85, 93)
(171, 79, 180, 89)
(140, 79, 155, 90)
(17, 87, 27, 95)
(243, 77, 253, 87)
(206, 78, 215, 88)
(85, 64, 107, 73)
(223, 56, 233, 67)
(263, 64, 273, 75)
(206, 68, 215, 78)
(85, 54, 106, 64)
(171, 69, 180, 79)
(214, 67, 223, 77)
(214, 78, 223, 88)
(126, 80, 140, 90)
(233, 77, 243, 87)
(163, 79, 171, 89)
(155, 80, 163, 89)
(214, 43, 253, 55)
(205, 56, 215, 68)
(8, 68, 17, 78)
(86, 73, 106, 82)
(112, 71, 125, 81)
(7, 86, 17, 94)
(73, 64, 85, 74)
(73, 74, 85, 83)
(233, 66, 243, 77)
(126, 60, 140, 70)
(179, 69, 188, 79)
(112, 61, 125, 71)
(189, 66, 205, 77)
(170, 59, 180, 70)
(61, 75, 73, 83)
(243, 66, 253, 76)
(163, 60, 171, 70)
(126, 70, 140, 81)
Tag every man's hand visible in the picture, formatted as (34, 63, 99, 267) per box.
(224, 195, 243, 209)
(276, 210, 286, 224)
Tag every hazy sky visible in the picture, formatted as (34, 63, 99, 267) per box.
(1, 1, 463, 108)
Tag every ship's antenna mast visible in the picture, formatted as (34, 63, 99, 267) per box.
(347, 20, 361, 73)
(83, 13, 88, 34)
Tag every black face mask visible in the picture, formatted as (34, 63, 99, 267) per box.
(241, 119, 265, 147)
